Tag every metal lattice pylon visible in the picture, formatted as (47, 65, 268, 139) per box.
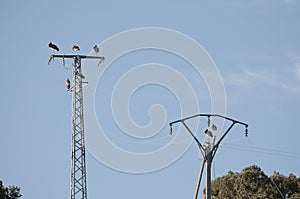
(48, 52, 104, 199)
(71, 57, 87, 199)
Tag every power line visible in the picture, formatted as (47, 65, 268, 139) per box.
(220, 143, 300, 159)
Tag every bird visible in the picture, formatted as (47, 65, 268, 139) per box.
(93, 45, 99, 53)
(48, 42, 59, 52)
(75, 71, 85, 79)
(204, 129, 213, 138)
(66, 79, 70, 90)
(72, 45, 80, 52)
(211, 124, 217, 131)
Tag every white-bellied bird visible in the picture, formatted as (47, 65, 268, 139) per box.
(205, 129, 213, 138)
(66, 78, 70, 90)
(75, 71, 85, 79)
(94, 45, 99, 53)
(48, 42, 59, 52)
(72, 45, 80, 52)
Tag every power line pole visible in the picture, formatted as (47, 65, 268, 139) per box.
(169, 114, 248, 199)
(48, 52, 104, 199)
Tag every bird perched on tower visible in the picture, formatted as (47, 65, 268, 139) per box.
(66, 78, 71, 90)
(48, 42, 59, 52)
(205, 129, 213, 138)
(75, 71, 85, 79)
(93, 45, 99, 53)
(72, 45, 80, 52)
(211, 124, 217, 131)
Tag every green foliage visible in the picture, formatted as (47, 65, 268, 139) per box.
(0, 181, 22, 199)
(210, 165, 300, 199)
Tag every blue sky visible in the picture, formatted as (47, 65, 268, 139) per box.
(1, 0, 300, 199)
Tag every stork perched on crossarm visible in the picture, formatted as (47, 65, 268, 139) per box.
(72, 45, 80, 52)
(48, 42, 59, 52)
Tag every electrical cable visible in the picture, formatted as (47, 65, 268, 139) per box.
(220, 143, 300, 159)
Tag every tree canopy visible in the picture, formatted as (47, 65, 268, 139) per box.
(210, 165, 300, 199)
(0, 181, 22, 199)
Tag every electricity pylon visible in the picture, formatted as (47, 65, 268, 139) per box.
(48, 52, 104, 199)
(169, 114, 248, 199)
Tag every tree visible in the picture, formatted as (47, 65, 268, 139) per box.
(0, 181, 5, 199)
(210, 165, 300, 199)
(0, 181, 22, 199)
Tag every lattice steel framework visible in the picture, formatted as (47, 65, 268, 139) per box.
(48, 53, 104, 199)
(71, 56, 87, 199)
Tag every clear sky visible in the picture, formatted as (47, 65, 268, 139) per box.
(1, 0, 300, 199)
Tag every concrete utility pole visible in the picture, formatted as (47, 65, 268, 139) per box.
(48, 51, 104, 199)
(169, 114, 248, 199)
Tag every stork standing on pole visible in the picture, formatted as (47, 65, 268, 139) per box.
(49, 42, 60, 52)
(72, 45, 80, 52)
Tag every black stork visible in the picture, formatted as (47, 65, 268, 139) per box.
(94, 45, 99, 53)
(48, 42, 59, 52)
